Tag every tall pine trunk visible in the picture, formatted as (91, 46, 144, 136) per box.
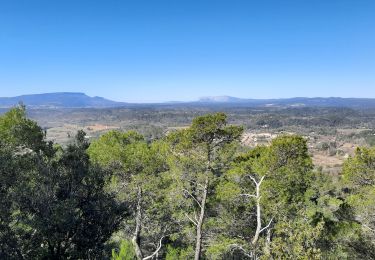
(194, 177, 208, 260)
(132, 186, 143, 260)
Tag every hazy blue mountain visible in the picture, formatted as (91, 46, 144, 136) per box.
(0, 92, 126, 108)
(198, 96, 246, 103)
(196, 96, 375, 108)
(1, 93, 375, 109)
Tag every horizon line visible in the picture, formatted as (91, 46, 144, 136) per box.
(2, 92, 375, 104)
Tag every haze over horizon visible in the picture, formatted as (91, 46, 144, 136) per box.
(3, 92, 375, 106)
(1, 0, 374, 102)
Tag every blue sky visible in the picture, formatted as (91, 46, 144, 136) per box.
(0, 0, 374, 102)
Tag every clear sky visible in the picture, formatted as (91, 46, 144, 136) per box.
(0, 0, 374, 102)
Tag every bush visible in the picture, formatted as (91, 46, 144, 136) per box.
(112, 240, 136, 260)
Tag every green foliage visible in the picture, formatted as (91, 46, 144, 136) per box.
(205, 236, 242, 260)
(165, 113, 244, 259)
(0, 105, 50, 154)
(1, 109, 375, 259)
(0, 142, 26, 259)
(112, 240, 136, 260)
(266, 135, 314, 207)
(341, 147, 375, 258)
(213, 135, 321, 259)
(89, 130, 173, 259)
(165, 245, 194, 260)
(269, 213, 324, 259)
(88, 130, 144, 166)
(0, 128, 127, 259)
(343, 146, 375, 188)
(189, 112, 243, 145)
(343, 147, 375, 225)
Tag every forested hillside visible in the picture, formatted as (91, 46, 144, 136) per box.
(1, 106, 374, 259)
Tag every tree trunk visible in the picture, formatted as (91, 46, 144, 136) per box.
(264, 228, 271, 256)
(252, 195, 261, 244)
(132, 186, 143, 260)
(194, 177, 208, 260)
(252, 177, 263, 245)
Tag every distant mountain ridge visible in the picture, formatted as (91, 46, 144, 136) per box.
(198, 96, 244, 102)
(0, 92, 126, 108)
(1, 93, 375, 109)
(196, 96, 375, 108)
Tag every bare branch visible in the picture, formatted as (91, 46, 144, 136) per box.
(259, 218, 273, 234)
(142, 235, 166, 260)
(239, 193, 257, 198)
(246, 174, 266, 187)
(182, 189, 202, 208)
(186, 179, 205, 189)
(258, 175, 266, 186)
(363, 224, 375, 233)
(194, 210, 198, 223)
(229, 244, 253, 259)
(247, 175, 258, 186)
(185, 213, 198, 226)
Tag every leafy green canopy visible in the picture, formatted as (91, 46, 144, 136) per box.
(1, 107, 374, 259)
(341, 147, 375, 258)
(213, 135, 319, 259)
(165, 113, 243, 259)
(88, 130, 172, 259)
(0, 105, 50, 154)
(0, 107, 128, 259)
